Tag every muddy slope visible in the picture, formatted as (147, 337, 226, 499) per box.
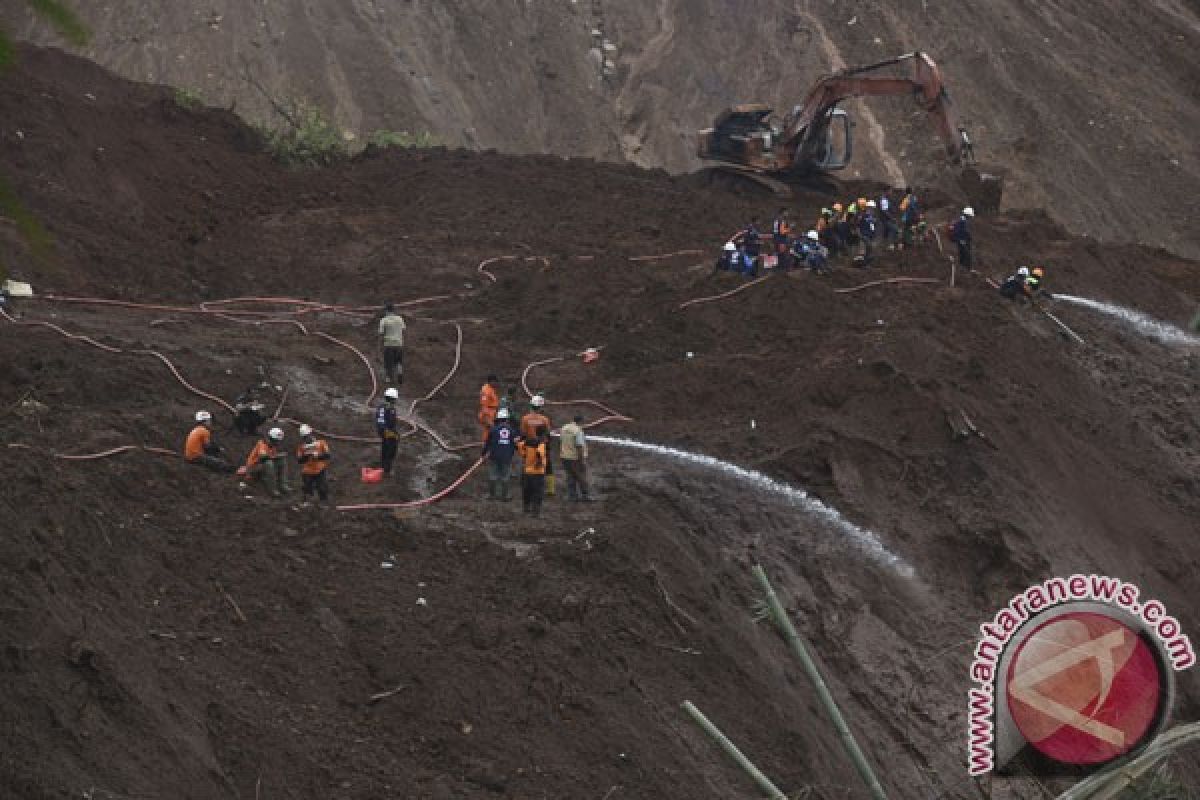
(1, 45, 1199, 799)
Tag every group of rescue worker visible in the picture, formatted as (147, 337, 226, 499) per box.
(183, 301, 596, 513)
(715, 194, 1056, 310)
(477, 374, 592, 513)
(998, 265, 1047, 304)
(717, 188, 931, 276)
(184, 413, 333, 506)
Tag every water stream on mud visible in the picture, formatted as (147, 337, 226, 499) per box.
(587, 434, 914, 578)
(1053, 294, 1200, 347)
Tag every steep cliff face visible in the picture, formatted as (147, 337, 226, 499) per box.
(4, 0, 1199, 257)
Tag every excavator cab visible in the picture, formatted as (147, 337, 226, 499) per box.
(810, 108, 852, 171)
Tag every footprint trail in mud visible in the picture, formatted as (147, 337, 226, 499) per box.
(589, 435, 914, 578)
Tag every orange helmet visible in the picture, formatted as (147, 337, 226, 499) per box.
(1032, 267, 1045, 278)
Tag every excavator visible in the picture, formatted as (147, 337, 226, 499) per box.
(696, 51, 1002, 209)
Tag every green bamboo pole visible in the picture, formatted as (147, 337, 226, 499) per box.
(752, 564, 889, 800)
(681, 701, 787, 800)
(1056, 722, 1200, 800)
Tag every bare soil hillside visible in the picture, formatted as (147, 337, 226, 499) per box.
(4, 0, 1200, 259)
(2, 45, 1199, 800)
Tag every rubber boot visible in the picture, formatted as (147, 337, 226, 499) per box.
(276, 458, 293, 494)
(488, 478, 498, 501)
(262, 460, 281, 497)
(545, 474, 555, 497)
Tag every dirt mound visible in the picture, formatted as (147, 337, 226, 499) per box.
(2, 45, 1200, 799)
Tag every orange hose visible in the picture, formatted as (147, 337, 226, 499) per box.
(833, 277, 941, 294)
(7, 443, 178, 460)
(132, 349, 236, 413)
(678, 275, 770, 310)
(477, 255, 549, 283)
(408, 321, 463, 416)
(629, 249, 704, 262)
(313, 331, 378, 404)
(336, 457, 484, 511)
(2, 308, 236, 412)
(520, 351, 632, 423)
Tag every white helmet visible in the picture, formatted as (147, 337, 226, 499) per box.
(384, 387, 400, 402)
(267, 427, 284, 442)
(806, 230, 819, 242)
(531, 394, 546, 408)
(496, 408, 510, 420)
(866, 199, 876, 208)
(1017, 266, 1030, 278)
(195, 410, 212, 424)
(298, 423, 313, 437)
(963, 206, 975, 218)
(723, 241, 736, 252)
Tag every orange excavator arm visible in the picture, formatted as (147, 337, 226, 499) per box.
(779, 51, 961, 163)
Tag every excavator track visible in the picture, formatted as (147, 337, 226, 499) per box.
(699, 164, 793, 197)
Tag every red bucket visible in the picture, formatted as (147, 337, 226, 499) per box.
(360, 467, 384, 484)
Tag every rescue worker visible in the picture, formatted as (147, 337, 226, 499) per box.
(498, 385, 520, 417)
(478, 374, 500, 441)
(828, 203, 846, 257)
(999, 266, 1031, 299)
(772, 208, 793, 270)
(817, 207, 838, 258)
(378, 303, 407, 385)
(295, 423, 332, 506)
(518, 425, 549, 514)
(899, 188, 920, 248)
(242, 427, 291, 497)
(559, 414, 592, 502)
(376, 387, 401, 476)
(951, 206, 974, 268)
(481, 407, 518, 501)
(233, 387, 268, 435)
(959, 126, 977, 165)
(1024, 266, 1045, 302)
(803, 230, 830, 274)
(838, 203, 858, 260)
(715, 241, 739, 272)
(879, 191, 900, 250)
(520, 394, 554, 496)
(734, 219, 761, 263)
(858, 200, 879, 265)
(184, 410, 235, 472)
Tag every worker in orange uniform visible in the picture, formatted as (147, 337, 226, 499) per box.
(295, 423, 332, 507)
(241, 427, 291, 497)
(184, 410, 234, 472)
(478, 374, 500, 441)
(518, 424, 549, 515)
(520, 394, 555, 496)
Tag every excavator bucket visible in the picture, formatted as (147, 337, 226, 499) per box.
(959, 165, 1004, 214)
